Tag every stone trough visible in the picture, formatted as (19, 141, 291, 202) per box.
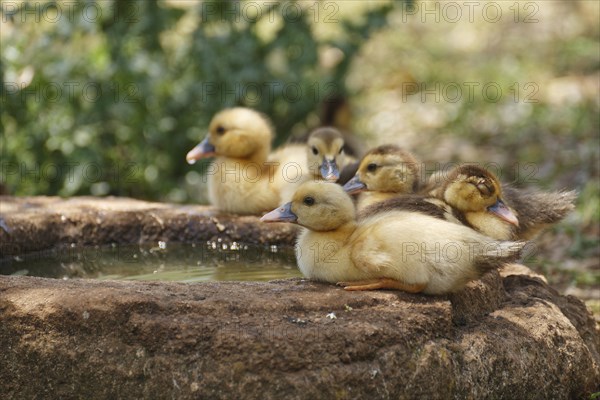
(0, 196, 598, 399)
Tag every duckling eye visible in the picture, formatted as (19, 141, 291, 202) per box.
(338, 146, 344, 155)
(311, 146, 318, 155)
(367, 163, 378, 172)
(477, 182, 493, 197)
(215, 126, 226, 135)
(303, 196, 315, 206)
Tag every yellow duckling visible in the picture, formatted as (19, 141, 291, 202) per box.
(343, 145, 422, 211)
(306, 127, 355, 182)
(186, 107, 308, 214)
(261, 181, 523, 294)
(429, 164, 575, 240)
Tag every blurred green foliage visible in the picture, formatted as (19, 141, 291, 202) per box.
(1, 0, 398, 201)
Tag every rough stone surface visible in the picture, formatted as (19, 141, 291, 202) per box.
(0, 196, 599, 399)
(0, 196, 297, 257)
(1, 274, 599, 399)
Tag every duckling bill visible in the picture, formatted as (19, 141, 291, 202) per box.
(186, 137, 216, 164)
(342, 174, 367, 194)
(262, 181, 523, 294)
(262, 202, 298, 223)
(487, 198, 519, 226)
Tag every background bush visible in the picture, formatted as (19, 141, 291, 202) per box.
(1, 0, 396, 201)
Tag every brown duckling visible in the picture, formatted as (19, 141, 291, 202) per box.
(429, 164, 576, 240)
(428, 164, 519, 240)
(342, 145, 423, 211)
(261, 181, 523, 294)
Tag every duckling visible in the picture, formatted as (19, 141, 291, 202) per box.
(429, 165, 576, 240)
(428, 165, 519, 241)
(343, 145, 423, 211)
(289, 95, 365, 160)
(306, 127, 357, 182)
(261, 181, 523, 294)
(186, 107, 309, 214)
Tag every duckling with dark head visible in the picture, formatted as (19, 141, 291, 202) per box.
(430, 164, 519, 240)
(430, 164, 576, 240)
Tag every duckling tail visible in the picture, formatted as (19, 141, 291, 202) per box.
(502, 186, 577, 232)
(529, 190, 577, 223)
(473, 240, 526, 274)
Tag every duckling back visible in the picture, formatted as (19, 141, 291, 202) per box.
(269, 143, 311, 203)
(353, 211, 524, 294)
(356, 194, 458, 224)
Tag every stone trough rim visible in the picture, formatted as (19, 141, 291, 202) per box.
(0, 195, 598, 399)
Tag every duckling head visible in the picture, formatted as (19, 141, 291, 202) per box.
(307, 127, 347, 182)
(343, 145, 421, 195)
(443, 165, 519, 226)
(261, 181, 355, 231)
(186, 107, 273, 164)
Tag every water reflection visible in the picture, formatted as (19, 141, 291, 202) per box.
(0, 242, 301, 282)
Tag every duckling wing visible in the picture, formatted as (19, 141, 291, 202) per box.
(350, 232, 396, 274)
(366, 193, 513, 239)
(349, 218, 431, 286)
(351, 212, 524, 294)
(357, 195, 452, 222)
